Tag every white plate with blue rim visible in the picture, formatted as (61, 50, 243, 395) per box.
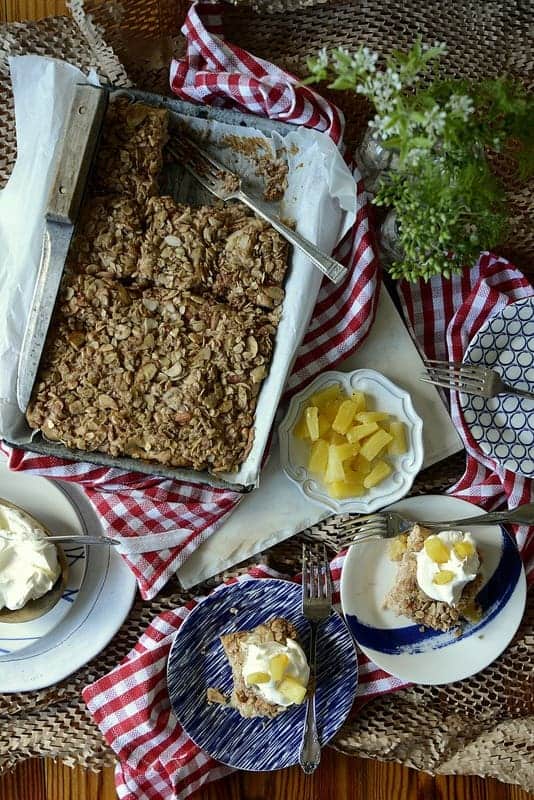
(0, 458, 137, 691)
(166, 577, 358, 771)
(340, 494, 526, 684)
(461, 295, 534, 478)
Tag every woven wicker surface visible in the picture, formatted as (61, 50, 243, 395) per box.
(0, 4, 532, 790)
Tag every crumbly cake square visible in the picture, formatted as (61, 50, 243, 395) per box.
(67, 196, 143, 279)
(383, 524, 483, 632)
(92, 97, 168, 201)
(212, 215, 288, 312)
(217, 618, 299, 718)
(138, 197, 250, 291)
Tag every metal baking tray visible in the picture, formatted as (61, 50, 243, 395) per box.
(11, 90, 302, 493)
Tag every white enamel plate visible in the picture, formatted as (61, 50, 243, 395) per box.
(340, 494, 526, 684)
(278, 369, 424, 514)
(0, 459, 137, 692)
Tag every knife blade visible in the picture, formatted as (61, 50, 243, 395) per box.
(16, 83, 108, 413)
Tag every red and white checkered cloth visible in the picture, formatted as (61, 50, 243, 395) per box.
(399, 251, 534, 583)
(83, 556, 406, 800)
(2, 3, 379, 600)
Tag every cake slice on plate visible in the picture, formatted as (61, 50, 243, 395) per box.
(208, 617, 310, 719)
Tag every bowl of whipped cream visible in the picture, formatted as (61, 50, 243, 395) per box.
(0, 498, 68, 625)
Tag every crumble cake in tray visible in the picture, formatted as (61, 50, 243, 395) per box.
(25, 96, 290, 477)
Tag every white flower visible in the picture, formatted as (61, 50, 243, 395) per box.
(424, 40, 448, 54)
(405, 148, 426, 166)
(423, 104, 447, 136)
(316, 47, 329, 68)
(386, 68, 402, 91)
(333, 45, 380, 76)
(447, 94, 474, 120)
(358, 46, 379, 73)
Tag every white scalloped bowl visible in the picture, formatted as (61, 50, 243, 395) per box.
(278, 369, 424, 514)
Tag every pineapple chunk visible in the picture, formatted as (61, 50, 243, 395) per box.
(328, 479, 365, 499)
(328, 430, 346, 445)
(363, 459, 392, 488)
(355, 411, 390, 423)
(388, 421, 407, 455)
(305, 406, 320, 441)
(350, 455, 373, 479)
(332, 400, 359, 434)
(325, 445, 346, 483)
(246, 671, 271, 684)
(318, 414, 331, 437)
(278, 676, 307, 705)
(308, 439, 328, 474)
(331, 442, 357, 462)
(346, 422, 379, 444)
(360, 428, 393, 461)
(424, 536, 450, 564)
(350, 391, 367, 413)
(433, 570, 455, 585)
(453, 540, 475, 559)
(309, 385, 342, 409)
(293, 411, 309, 440)
(269, 654, 289, 682)
(322, 399, 343, 423)
(388, 534, 408, 561)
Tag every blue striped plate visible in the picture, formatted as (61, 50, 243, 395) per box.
(340, 494, 526, 685)
(167, 578, 358, 771)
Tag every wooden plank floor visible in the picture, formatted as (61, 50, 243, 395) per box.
(1, 751, 532, 800)
(1, 2, 532, 799)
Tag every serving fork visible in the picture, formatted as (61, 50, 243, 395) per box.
(420, 358, 534, 400)
(299, 543, 333, 774)
(336, 503, 534, 548)
(167, 136, 348, 285)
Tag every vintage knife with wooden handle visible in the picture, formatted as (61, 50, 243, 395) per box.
(16, 84, 108, 413)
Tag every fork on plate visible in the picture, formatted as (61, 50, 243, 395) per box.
(420, 358, 534, 400)
(299, 543, 333, 774)
(335, 503, 534, 548)
(0, 533, 119, 545)
(167, 135, 347, 285)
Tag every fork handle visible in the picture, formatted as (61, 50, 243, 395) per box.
(236, 191, 347, 285)
(501, 383, 534, 401)
(421, 503, 534, 528)
(299, 623, 321, 774)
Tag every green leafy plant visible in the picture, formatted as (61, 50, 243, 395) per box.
(307, 41, 533, 282)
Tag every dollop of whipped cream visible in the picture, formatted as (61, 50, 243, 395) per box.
(0, 505, 61, 611)
(243, 639, 310, 706)
(416, 530, 480, 606)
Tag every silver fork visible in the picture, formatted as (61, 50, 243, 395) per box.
(299, 543, 333, 774)
(167, 136, 347, 285)
(420, 358, 534, 400)
(336, 503, 534, 548)
(0, 533, 119, 545)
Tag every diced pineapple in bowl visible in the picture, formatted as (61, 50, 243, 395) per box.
(278, 370, 424, 513)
